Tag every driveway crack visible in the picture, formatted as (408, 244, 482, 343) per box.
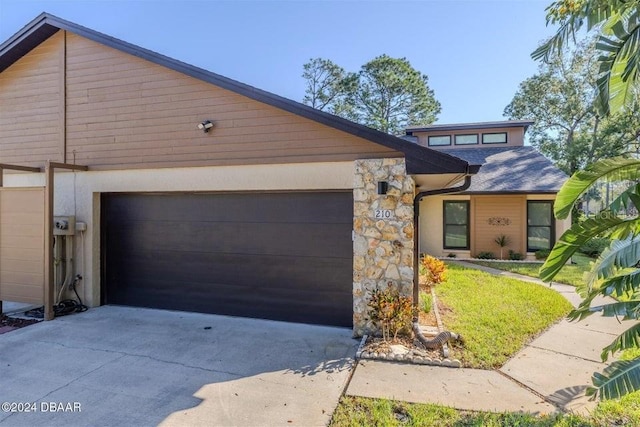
(32, 339, 245, 378)
(527, 344, 604, 364)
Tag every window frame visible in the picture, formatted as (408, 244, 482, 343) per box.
(428, 135, 452, 147)
(443, 200, 470, 250)
(454, 133, 479, 145)
(481, 132, 508, 144)
(526, 200, 555, 252)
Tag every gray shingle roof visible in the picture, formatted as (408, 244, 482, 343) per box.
(444, 146, 567, 193)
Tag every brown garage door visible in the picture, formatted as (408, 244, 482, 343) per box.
(101, 192, 353, 326)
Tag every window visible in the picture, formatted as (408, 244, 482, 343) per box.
(527, 201, 554, 251)
(428, 135, 451, 146)
(443, 201, 469, 249)
(482, 132, 507, 144)
(454, 134, 478, 145)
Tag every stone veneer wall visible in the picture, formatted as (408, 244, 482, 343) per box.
(353, 158, 415, 336)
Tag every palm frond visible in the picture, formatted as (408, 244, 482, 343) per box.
(554, 157, 640, 219)
(588, 357, 640, 400)
(601, 268, 640, 299)
(609, 183, 640, 213)
(540, 216, 639, 282)
(586, 237, 640, 286)
(595, 10, 640, 113)
(602, 322, 640, 361)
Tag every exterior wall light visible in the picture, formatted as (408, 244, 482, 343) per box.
(198, 120, 214, 133)
(377, 181, 388, 195)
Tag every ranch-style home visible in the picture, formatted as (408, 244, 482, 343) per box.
(0, 14, 566, 336)
(404, 121, 570, 260)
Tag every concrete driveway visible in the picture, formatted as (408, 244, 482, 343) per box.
(0, 306, 358, 427)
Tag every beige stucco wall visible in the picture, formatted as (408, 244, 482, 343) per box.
(3, 161, 355, 307)
(419, 193, 569, 259)
(419, 195, 471, 257)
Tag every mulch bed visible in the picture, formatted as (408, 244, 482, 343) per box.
(0, 314, 40, 335)
(356, 285, 462, 367)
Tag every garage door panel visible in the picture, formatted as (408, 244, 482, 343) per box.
(107, 253, 351, 294)
(105, 221, 352, 258)
(103, 192, 353, 327)
(105, 192, 352, 224)
(109, 280, 352, 326)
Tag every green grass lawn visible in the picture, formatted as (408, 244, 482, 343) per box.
(436, 263, 573, 369)
(330, 396, 640, 427)
(469, 253, 593, 287)
(330, 264, 639, 426)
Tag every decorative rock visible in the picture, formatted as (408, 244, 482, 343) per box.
(389, 344, 409, 356)
(442, 359, 462, 368)
(363, 227, 382, 239)
(375, 258, 389, 269)
(395, 205, 413, 220)
(412, 348, 428, 357)
(379, 196, 397, 210)
(365, 266, 384, 280)
(385, 264, 400, 280)
(354, 188, 369, 202)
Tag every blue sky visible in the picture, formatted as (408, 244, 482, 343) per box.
(0, 0, 556, 124)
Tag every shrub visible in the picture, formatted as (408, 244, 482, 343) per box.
(494, 234, 512, 259)
(367, 283, 412, 341)
(420, 255, 447, 286)
(508, 250, 524, 260)
(419, 291, 432, 314)
(579, 237, 611, 257)
(535, 249, 551, 260)
(476, 251, 496, 259)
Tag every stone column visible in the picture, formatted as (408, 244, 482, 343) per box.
(352, 158, 415, 336)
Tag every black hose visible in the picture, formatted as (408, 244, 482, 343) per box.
(24, 275, 87, 319)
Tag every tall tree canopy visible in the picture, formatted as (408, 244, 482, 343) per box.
(533, 0, 640, 114)
(505, 41, 640, 175)
(301, 55, 440, 134)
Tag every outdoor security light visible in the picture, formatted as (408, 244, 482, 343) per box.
(377, 181, 388, 195)
(198, 120, 214, 133)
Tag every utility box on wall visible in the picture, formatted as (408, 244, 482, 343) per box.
(53, 216, 76, 236)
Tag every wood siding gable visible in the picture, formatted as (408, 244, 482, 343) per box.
(0, 14, 472, 175)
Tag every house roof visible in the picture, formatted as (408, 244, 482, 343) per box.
(443, 146, 567, 193)
(0, 13, 475, 176)
(405, 120, 534, 134)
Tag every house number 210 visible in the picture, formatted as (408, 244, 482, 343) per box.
(374, 209, 393, 219)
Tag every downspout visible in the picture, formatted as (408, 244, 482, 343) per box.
(412, 174, 472, 314)
(411, 173, 472, 349)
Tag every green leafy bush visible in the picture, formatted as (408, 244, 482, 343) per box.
(508, 250, 524, 260)
(476, 251, 496, 259)
(579, 237, 610, 257)
(535, 249, 551, 260)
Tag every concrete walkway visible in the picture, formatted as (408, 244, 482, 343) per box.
(346, 260, 636, 415)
